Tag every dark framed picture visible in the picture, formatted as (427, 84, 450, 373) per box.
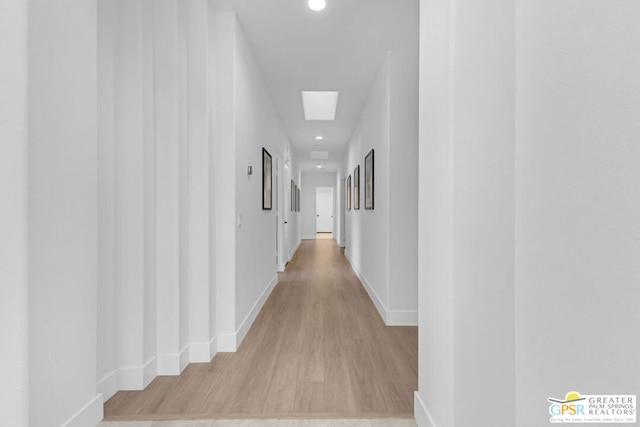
(354, 165, 360, 210)
(291, 180, 295, 212)
(262, 148, 272, 210)
(347, 175, 351, 211)
(296, 187, 300, 212)
(365, 149, 374, 209)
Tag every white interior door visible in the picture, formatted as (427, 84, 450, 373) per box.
(316, 187, 334, 233)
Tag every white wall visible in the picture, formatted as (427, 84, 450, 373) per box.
(234, 13, 288, 338)
(416, 0, 515, 425)
(335, 169, 345, 247)
(416, 1, 640, 427)
(301, 171, 337, 239)
(343, 36, 419, 327)
(211, 12, 295, 347)
(0, 0, 29, 424)
(515, 2, 640, 425)
(97, 0, 117, 401)
(28, 0, 102, 425)
(283, 148, 301, 262)
(186, 0, 214, 364)
(211, 11, 237, 351)
(97, 0, 217, 401)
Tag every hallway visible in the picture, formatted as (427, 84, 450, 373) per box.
(103, 239, 417, 421)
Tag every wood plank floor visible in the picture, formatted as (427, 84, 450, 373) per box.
(104, 239, 417, 421)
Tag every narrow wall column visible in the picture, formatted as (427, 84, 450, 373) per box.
(211, 12, 237, 351)
(0, 0, 29, 423)
(113, 0, 147, 389)
(154, 0, 184, 375)
(141, 0, 158, 386)
(187, 0, 214, 362)
(97, 0, 118, 400)
(28, 0, 101, 423)
(416, 0, 515, 425)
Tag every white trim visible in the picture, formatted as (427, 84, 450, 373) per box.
(345, 250, 418, 326)
(345, 250, 386, 321)
(209, 335, 218, 359)
(387, 310, 419, 326)
(216, 333, 236, 352)
(190, 341, 212, 363)
(62, 393, 103, 427)
(236, 274, 278, 347)
(179, 344, 190, 373)
(98, 357, 157, 402)
(216, 274, 279, 352)
(288, 239, 301, 261)
(143, 356, 157, 388)
(118, 366, 144, 390)
(97, 370, 117, 402)
(301, 234, 316, 240)
(414, 392, 437, 427)
(157, 344, 190, 376)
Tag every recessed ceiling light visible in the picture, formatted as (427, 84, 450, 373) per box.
(308, 0, 326, 12)
(316, 165, 323, 169)
(315, 136, 323, 140)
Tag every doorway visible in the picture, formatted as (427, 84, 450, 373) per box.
(316, 187, 334, 238)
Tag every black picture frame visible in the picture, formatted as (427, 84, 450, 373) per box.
(296, 186, 300, 212)
(354, 165, 360, 210)
(262, 148, 272, 210)
(365, 149, 374, 210)
(347, 175, 351, 211)
(291, 180, 295, 212)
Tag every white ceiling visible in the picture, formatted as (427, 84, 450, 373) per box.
(211, 0, 418, 172)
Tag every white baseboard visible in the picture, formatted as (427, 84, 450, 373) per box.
(98, 356, 157, 402)
(209, 335, 218, 360)
(236, 274, 278, 347)
(179, 344, 190, 373)
(118, 366, 144, 390)
(288, 240, 301, 261)
(387, 310, 419, 326)
(301, 234, 316, 240)
(190, 334, 218, 363)
(62, 393, 103, 427)
(97, 370, 117, 402)
(143, 356, 157, 388)
(345, 250, 417, 327)
(157, 344, 190, 376)
(217, 333, 237, 352)
(414, 392, 437, 427)
(216, 274, 278, 353)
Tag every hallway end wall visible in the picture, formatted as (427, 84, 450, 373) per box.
(301, 171, 337, 240)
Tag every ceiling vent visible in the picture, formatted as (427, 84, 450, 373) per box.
(310, 151, 329, 160)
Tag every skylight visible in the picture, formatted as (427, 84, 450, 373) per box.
(302, 91, 339, 121)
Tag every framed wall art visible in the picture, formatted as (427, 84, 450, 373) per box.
(262, 148, 272, 210)
(365, 149, 374, 210)
(291, 180, 295, 212)
(354, 165, 360, 210)
(296, 186, 300, 212)
(347, 175, 351, 211)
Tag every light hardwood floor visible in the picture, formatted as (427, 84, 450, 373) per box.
(100, 419, 417, 426)
(104, 239, 417, 421)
